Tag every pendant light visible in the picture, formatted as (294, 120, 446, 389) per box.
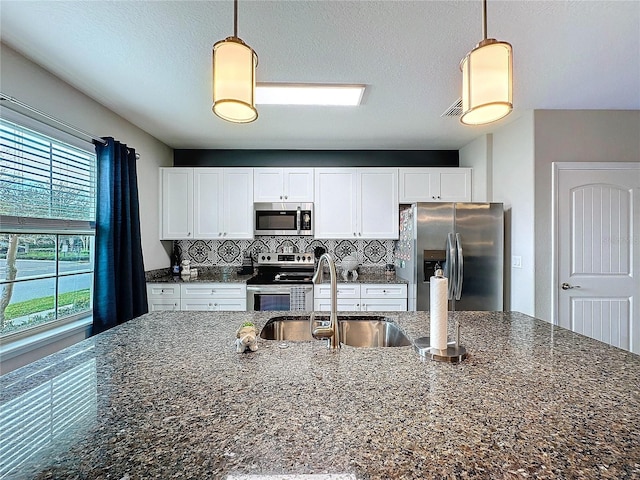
(212, 0, 258, 123)
(460, 0, 512, 126)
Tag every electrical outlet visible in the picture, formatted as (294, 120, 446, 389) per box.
(208, 249, 215, 261)
(512, 255, 522, 268)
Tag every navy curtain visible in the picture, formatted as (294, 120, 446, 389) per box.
(93, 137, 148, 335)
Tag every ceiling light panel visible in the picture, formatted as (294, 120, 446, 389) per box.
(256, 84, 365, 106)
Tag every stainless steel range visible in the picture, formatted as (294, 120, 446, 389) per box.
(246, 252, 315, 311)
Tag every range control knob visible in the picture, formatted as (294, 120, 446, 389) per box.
(297, 256, 301, 261)
(261, 255, 266, 261)
(267, 255, 271, 261)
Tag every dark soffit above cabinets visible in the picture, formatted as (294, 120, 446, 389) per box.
(173, 149, 459, 168)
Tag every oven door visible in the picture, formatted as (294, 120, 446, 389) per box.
(246, 285, 313, 311)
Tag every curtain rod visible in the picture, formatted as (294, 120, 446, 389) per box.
(0, 92, 140, 159)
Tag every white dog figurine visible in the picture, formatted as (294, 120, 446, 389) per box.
(236, 322, 258, 353)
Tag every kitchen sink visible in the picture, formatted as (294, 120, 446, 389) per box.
(259, 315, 411, 348)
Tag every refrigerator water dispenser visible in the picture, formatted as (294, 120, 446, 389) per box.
(423, 250, 446, 282)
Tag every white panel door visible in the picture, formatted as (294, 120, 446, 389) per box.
(161, 168, 193, 239)
(284, 168, 314, 202)
(358, 168, 398, 239)
(556, 163, 640, 353)
(436, 169, 472, 202)
(223, 168, 254, 239)
(253, 168, 284, 202)
(314, 169, 358, 239)
(194, 168, 223, 238)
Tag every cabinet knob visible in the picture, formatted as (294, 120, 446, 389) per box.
(353, 232, 357, 237)
(188, 232, 191, 236)
(358, 232, 362, 237)
(284, 195, 288, 199)
(280, 195, 283, 199)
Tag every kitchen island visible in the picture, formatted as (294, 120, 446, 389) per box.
(1, 311, 639, 479)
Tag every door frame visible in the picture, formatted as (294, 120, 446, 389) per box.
(551, 161, 640, 326)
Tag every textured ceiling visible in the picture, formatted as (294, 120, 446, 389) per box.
(1, 1, 639, 150)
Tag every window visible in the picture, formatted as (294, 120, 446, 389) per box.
(0, 117, 96, 338)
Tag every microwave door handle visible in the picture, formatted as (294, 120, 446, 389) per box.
(296, 206, 301, 235)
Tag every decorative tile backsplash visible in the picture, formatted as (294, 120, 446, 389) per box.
(175, 237, 395, 267)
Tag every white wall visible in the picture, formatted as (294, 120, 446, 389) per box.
(0, 43, 173, 271)
(491, 112, 536, 315)
(533, 110, 640, 322)
(459, 134, 491, 202)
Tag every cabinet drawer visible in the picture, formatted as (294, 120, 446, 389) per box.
(314, 284, 360, 299)
(180, 298, 247, 311)
(360, 284, 407, 299)
(181, 283, 246, 299)
(148, 299, 180, 311)
(147, 283, 180, 299)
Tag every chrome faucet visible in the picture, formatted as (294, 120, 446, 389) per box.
(311, 253, 340, 349)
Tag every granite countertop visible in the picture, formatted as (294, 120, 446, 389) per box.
(2, 311, 639, 479)
(146, 267, 408, 285)
(146, 266, 255, 284)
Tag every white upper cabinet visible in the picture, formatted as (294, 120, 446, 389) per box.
(161, 168, 193, 239)
(399, 167, 471, 202)
(193, 168, 223, 238)
(314, 168, 398, 239)
(253, 168, 314, 202)
(160, 167, 253, 240)
(222, 168, 254, 239)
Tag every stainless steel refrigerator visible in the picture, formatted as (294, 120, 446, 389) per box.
(395, 203, 504, 311)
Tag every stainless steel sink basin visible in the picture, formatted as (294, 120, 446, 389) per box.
(260, 315, 411, 348)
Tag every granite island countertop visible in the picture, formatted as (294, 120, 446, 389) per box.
(1, 311, 639, 479)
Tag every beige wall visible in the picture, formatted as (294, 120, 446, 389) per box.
(491, 112, 536, 315)
(459, 134, 492, 202)
(0, 43, 174, 271)
(533, 110, 640, 322)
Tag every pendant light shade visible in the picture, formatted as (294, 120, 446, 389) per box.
(460, 1, 513, 126)
(212, 0, 258, 123)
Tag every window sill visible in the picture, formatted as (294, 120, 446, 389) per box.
(0, 316, 93, 373)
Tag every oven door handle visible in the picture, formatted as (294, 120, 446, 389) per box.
(247, 285, 313, 294)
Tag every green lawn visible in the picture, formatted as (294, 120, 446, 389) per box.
(4, 289, 91, 321)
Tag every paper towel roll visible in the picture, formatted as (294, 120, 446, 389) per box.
(430, 275, 448, 351)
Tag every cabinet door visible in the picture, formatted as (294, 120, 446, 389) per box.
(161, 168, 193, 239)
(284, 168, 314, 202)
(314, 168, 358, 239)
(214, 299, 247, 311)
(253, 168, 285, 202)
(194, 168, 223, 238)
(358, 168, 398, 239)
(360, 298, 407, 311)
(398, 168, 436, 203)
(223, 168, 254, 239)
(435, 168, 472, 202)
(180, 298, 216, 311)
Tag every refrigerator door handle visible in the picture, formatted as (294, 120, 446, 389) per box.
(446, 233, 456, 300)
(455, 233, 464, 300)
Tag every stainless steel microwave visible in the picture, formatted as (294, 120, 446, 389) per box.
(254, 203, 313, 236)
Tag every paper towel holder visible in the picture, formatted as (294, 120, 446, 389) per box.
(414, 325, 468, 363)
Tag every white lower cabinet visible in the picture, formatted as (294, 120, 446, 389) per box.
(147, 283, 181, 311)
(181, 283, 247, 311)
(147, 283, 247, 311)
(314, 283, 407, 312)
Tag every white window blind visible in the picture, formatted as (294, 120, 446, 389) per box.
(0, 117, 96, 227)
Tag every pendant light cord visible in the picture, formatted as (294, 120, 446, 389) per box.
(234, 0, 238, 38)
(482, 0, 487, 40)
